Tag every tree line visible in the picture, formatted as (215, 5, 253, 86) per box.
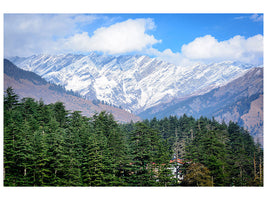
(4, 87, 263, 186)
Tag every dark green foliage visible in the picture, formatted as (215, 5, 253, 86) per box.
(4, 87, 19, 111)
(4, 88, 263, 186)
(128, 122, 173, 186)
(142, 115, 263, 186)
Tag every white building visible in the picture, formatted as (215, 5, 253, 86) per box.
(169, 156, 184, 181)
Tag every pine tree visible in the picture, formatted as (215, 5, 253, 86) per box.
(81, 131, 106, 186)
(129, 122, 173, 186)
(52, 102, 68, 127)
(44, 116, 66, 186)
(4, 87, 19, 111)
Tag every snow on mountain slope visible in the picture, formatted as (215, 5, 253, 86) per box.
(4, 59, 141, 123)
(9, 53, 258, 114)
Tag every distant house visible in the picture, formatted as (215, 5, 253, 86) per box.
(169, 156, 184, 181)
(129, 156, 185, 182)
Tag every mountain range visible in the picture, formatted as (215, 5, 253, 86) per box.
(6, 53, 263, 145)
(9, 53, 257, 114)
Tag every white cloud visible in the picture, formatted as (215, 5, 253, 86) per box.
(145, 34, 263, 66)
(145, 47, 195, 66)
(144, 34, 263, 66)
(62, 18, 161, 54)
(5, 14, 97, 38)
(4, 14, 263, 66)
(180, 34, 263, 65)
(4, 14, 98, 57)
(234, 14, 263, 22)
(5, 15, 160, 57)
(250, 14, 263, 22)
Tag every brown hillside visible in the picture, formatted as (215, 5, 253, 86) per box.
(4, 74, 141, 123)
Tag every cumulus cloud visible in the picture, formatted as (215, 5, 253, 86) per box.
(5, 15, 160, 57)
(62, 18, 161, 54)
(180, 34, 263, 65)
(145, 34, 263, 66)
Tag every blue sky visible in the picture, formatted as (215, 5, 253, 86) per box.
(4, 13, 263, 65)
(102, 13, 263, 52)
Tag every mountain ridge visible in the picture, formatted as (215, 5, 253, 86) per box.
(8, 53, 259, 114)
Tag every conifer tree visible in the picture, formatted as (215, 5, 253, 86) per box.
(4, 87, 19, 111)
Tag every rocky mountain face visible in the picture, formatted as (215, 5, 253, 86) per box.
(139, 67, 263, 145)
(4, 59, 141, 123)
(9, 53, 256, 114)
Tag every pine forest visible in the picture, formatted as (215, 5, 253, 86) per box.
(4, 87, 263, 186)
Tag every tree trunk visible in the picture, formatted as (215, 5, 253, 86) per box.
(253, 152, 256, 180)
(259, 157, 262, 183)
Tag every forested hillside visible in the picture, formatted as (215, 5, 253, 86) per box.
(4, 88, 263, 186)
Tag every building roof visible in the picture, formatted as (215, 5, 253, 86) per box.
(170, 158, 184, 164)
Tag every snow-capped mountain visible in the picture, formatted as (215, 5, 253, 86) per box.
(9, 53, 259, 114)
(4, 59, 141, 123)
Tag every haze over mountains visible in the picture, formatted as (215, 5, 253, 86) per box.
(6, 53, 263, 145)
